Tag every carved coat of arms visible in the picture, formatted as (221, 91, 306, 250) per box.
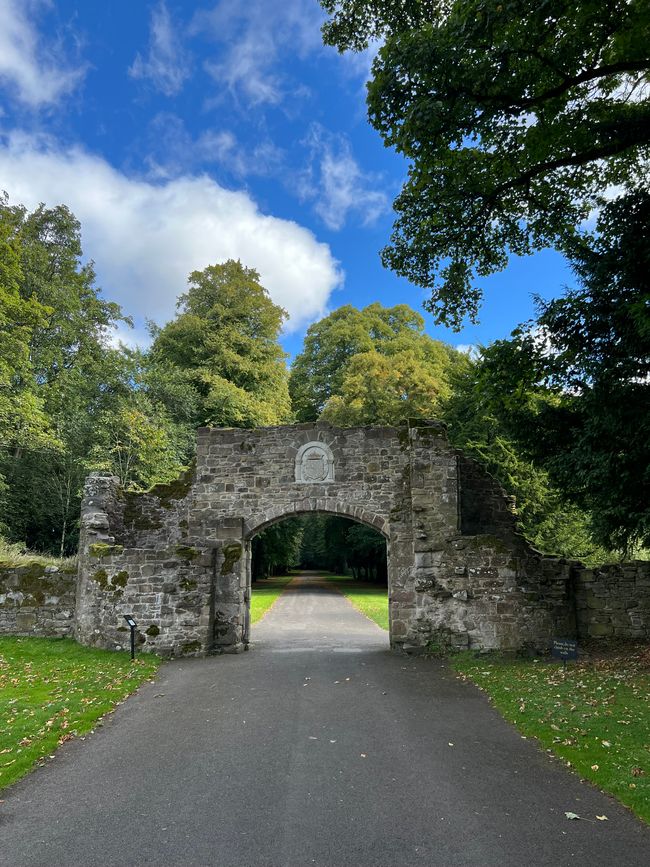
(295, 441, 335, 483)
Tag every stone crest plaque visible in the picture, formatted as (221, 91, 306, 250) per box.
(295, 441, 334, 484)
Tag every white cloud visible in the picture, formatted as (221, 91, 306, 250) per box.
(192, 0, 325, 107)
(0, 0, 85, 107)
(143, 113, 284, 180)
(129, 0, 190, 96)
(299, 124, 388, 230)
(0, 132, 342, 335)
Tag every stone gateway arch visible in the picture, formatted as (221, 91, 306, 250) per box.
(75, 420, 576, 656)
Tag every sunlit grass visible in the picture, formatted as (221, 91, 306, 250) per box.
(250, 576, 293, 624)
(0, 637, 159, 791)
(324, 575, 389, 630)
(453, 648, 650, 824)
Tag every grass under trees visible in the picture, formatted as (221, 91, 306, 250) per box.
(0, 637, 159, 791)
(453, 647, 650, 824)
(250, 576, 293, 624)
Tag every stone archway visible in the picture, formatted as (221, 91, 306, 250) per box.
(75, 420, 577, 657)
(241, 505, 390, 645)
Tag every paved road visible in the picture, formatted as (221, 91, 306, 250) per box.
(1, 575, 649, 867)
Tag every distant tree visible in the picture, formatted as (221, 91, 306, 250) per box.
(320, 0, 650, 327)
(289, 302, 464, 420)
(151, 260, 291, 428)
(321, 346, 458, 426)
(251, 519, 304, 579)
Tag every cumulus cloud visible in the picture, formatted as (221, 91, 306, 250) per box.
(192, 0, 325, 106)
(0, 0, 85, 107)
(129, 0, 191, 96)
(299, 124, 388, 231)
(0, 132, 342, 335)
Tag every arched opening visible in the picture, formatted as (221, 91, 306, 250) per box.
(243, 508, 391, 649)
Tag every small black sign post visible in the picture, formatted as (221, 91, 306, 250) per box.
(123, 614, 137, 660)
(551, 638, 578, 671)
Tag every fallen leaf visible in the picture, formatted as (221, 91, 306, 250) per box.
(360, 753, 367, 758)
(591, 764, 599, 771)
(448, 742, 454, 747)
(596, 816, 608, 821)
(565, 812, 581, 820)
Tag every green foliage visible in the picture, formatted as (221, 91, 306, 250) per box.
(151, 260, 291, 428)
(320, 0, 650, 327)
(252, 518, 303, 578)
(298, 515, 387, 581)
(0, 201, 290, 555)
(442, 360, 611, 562)
(0, 637, 159, 791)
(466, 192, 650, 551)
(290, 302, 465, 421)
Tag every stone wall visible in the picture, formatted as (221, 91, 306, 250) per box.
(5, 420, 650, 654)
(74, 420, 581, 657)
(0, 562, 77, 637)
(574, 561, 650, 640)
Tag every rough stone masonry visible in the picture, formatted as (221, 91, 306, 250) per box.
(67, 417, 647, 659)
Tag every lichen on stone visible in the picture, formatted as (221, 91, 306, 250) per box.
(111, 570, 129, 588)
(89, 543, 124, 558)
(220, 543, 242, 575)
(174, 545, 199, 561)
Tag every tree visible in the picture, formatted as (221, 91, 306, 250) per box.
(289, 302, 464, 420)
(0, 197, 55, 460)
(320, 0, 650, 327)
(321, 346, 456, 426)
(469, 191, 650, 551)
(151, 261, 291, 427)
(0, 199, 130, 554)
(251, 519, 304, 578)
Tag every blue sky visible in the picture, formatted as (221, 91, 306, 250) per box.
(0, 0, 574, 358)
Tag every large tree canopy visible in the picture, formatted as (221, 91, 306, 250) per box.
(320, 0, 650, 327)
(465, 191, 650, 551)
(151, 260, 291, 428)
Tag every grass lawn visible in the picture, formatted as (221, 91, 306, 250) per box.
(0, 637, 159, 791)
(324, 575, 389, 630)
(453, 645, 650, 824)
(250, 575, 293, 624)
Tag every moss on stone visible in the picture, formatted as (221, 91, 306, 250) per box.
(150, 461, 196, 507)
(175, 545, 199, 561)
(111, 570, 129, 588)
(17, 563, 46, 579)
(92, 568, 109, 589)
(221, 543, 242, 575)
(146, 624, 160, 636)
(89, 543, 124, 558)
(181, 639, 202, 653)
(123, 492, 164, 530)
(179, 578, 197, 591)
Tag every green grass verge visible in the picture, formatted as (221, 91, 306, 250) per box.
(0, 637, 160, 791)
(250, 576, 293, 624)
(324, 575, 389, 630)
(453, 648, 650, 824)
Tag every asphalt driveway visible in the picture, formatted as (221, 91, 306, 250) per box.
(1, 575, 648, 866)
